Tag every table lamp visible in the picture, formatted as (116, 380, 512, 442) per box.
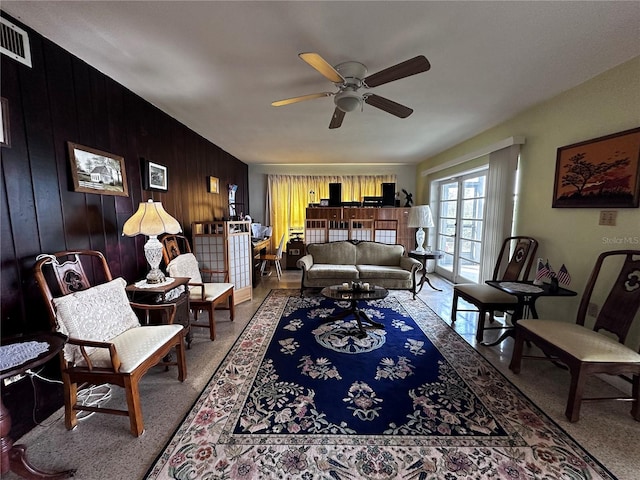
(408, 205, 434, 253)
(123, 199, 182, 284)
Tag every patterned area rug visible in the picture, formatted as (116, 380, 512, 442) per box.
(145, 290, 615, 480)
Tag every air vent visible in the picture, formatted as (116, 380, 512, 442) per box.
(1, 17, 32, 67)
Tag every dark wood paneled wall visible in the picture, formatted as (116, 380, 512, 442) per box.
(0, 13, 249, 438)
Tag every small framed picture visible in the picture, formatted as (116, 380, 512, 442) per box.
(142, 158, 168, 192)
(208, 176, 219, 194)
(1, 97, 10, 147)
(67, 142, 129, 196)
(319, 199, 329, 206)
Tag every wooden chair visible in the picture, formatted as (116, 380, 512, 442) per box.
(451, 236, 538, 342)
(509, 250, 640, 422)
(33, 250, 187, 437)
(161, 234, 234, 340)
(256, 234, 285, 280)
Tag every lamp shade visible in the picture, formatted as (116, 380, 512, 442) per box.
(122, 200, 182, 237)
(408, 205, 434, 228)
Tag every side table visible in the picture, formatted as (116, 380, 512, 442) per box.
(408, 250, 444, 293)
(482, 280, 577, 347)
(126, 277, 192, 348)
(0, 332, 75, 479)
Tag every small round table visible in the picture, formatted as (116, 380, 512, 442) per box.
(0, 332, 76, 480)
(408, 250, 444, 293)
(320, 285, 388, 338)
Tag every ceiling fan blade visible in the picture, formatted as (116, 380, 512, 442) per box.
(299, 53, 345, 84)
(329, 108, 345, 129)
(364, 55, 431, 88)
(364, 94, 413, 118)
(271, 92, 333, 107)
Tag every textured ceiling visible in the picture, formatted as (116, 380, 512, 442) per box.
(3, 1, 639, 165)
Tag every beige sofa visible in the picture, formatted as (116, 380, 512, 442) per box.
(296, 240, 422, 298)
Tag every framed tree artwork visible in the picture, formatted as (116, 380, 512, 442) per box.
(552, 127, 640, 208)
(67, 142, 129, 196)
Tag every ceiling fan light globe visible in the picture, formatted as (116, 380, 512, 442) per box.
(335, 90, 362, 112)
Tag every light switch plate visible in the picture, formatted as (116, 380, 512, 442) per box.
(599, 210, 617, 226)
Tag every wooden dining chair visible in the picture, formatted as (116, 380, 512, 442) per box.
(161, 234, 234, 340)
(451, 236, 538, 342)
(256, 234, 285, 280)
(33, 250, 187, 436)
(509, 250, 640, 422)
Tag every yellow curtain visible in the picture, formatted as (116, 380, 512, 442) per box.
(267, 174, 397, 247)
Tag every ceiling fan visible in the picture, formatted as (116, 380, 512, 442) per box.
(272, 53, 431, 129)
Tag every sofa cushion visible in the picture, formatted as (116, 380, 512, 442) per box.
(307, 242, 357, 265)
(356, 242, 404, 266)
(307, 264, 359, 280)
(357, 265, 411, 280)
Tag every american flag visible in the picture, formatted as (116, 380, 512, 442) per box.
(557, 264, 571, 285)
(545, 260, 556, 280)
(534, 258, 549, 282)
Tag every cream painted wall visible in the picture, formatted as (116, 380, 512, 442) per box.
(416, 57, 640, 349)
(248, 164, 417, 224)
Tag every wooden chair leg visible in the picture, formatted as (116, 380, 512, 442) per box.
(207, 306, 216, 341)
(229, 291, 235, 321)
(63, 376, 78, 431)
(631, 374, 639, 421)
(176, 336, 187, 382)
(124, 377, 144, 436)
(475, 310, 487, 342)
(565, 364, 587, 422)
(508, 330, 525, 374)
(451, 292, 459, 323)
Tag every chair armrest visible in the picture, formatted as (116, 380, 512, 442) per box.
(67, 337, 121, 372)
(130, 301, 178, 325)
(188, 282, 206, 300)
(200, 268, 229, 282)
(400, 257, 423, 273)
(297, 255, 314, 271)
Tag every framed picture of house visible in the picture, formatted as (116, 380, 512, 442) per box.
(552, 127, 640, 208)
(67, 142, 129, 196)
(142, 158, 168, 192)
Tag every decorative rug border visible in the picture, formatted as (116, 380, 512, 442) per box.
(144, 289, 617, 480)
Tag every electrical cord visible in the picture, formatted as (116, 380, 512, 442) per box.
(25, 368, 113, 425)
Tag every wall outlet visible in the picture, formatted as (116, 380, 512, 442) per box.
(599, 210, 617, 226)
(3, 373, 26, 386)
(587, 302, 598, 317)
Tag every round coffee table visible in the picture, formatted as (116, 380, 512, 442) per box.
(320, 285, 388, 338)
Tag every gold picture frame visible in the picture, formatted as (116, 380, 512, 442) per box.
(67, 142, 129, 196)
(208, 176, 219, 194)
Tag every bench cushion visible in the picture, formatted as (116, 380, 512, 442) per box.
(456, 283, 519, 305)
(518, 319, 640, 363)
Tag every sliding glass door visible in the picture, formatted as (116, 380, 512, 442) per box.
(434, 170, 487, 284)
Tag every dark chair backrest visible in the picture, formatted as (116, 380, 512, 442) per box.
(161, 234, 193, 265)
(33, 250, 113, 328)
(577, 250, 640, 343)
(492, 236, 538, 282)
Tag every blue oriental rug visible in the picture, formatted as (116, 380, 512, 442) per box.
(146, 290, 615, 480)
